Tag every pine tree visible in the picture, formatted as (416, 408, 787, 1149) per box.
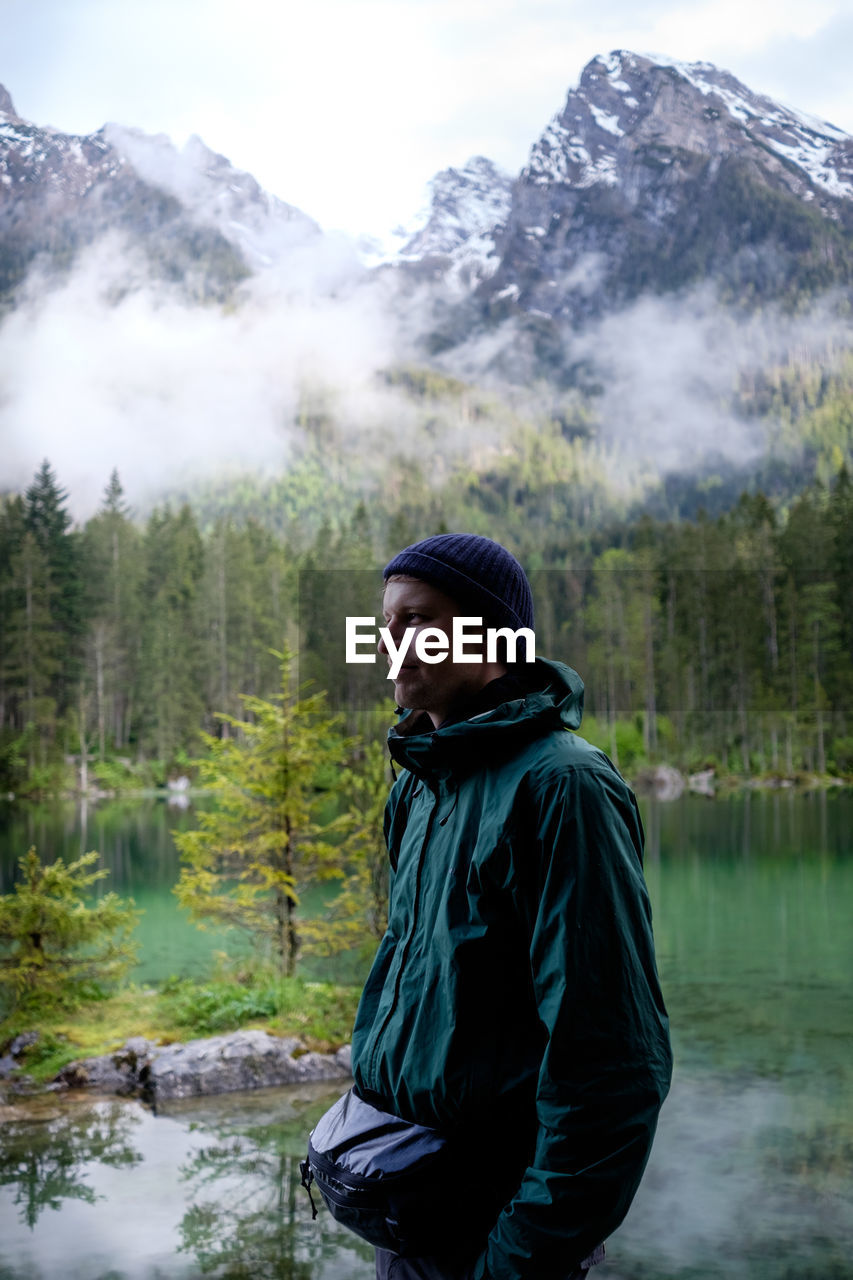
(0, 496, 26, 734)
(137, 505, 206, 762)
(173, 655, 353, 978)
(0, 847, 139, 1016)
(200, 518, 294, 732)
(23, 460, 85, 712)
(80, 470, 142, 756)
(303, 737, 392, 958)
(2, 532, 60, 772)
(829, 467, 853, 710)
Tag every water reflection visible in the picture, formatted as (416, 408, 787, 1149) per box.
(2, 1061, 852, 1279)
(0, 1096, 143, 1229)
(603, 1069, 853, 1280)
(0, 1084, 375, 1280)
(640, 787, 849, 864)
(169, 1086, 375, 1278)
(178, 1151, 315, 1279)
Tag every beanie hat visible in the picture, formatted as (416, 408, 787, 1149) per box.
(383, 533, 534, 632)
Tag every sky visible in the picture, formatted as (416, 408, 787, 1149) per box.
(5, 0, 853, 242)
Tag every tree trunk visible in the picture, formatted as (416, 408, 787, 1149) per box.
(280, 815, 297, 978)
(218, 531, 228, 732)
(813, 618, 826, 774)
(78, 686, 88, 796)
(94, 624, 106, 761)
(737, 649, 750, 774)
(642, 581, 657, 757)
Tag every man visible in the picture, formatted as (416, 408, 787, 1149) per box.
(350, 534, 672, 1280)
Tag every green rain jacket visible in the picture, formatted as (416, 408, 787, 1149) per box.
(351, 658, 672, 1280)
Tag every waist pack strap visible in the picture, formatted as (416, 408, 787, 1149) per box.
(299, 1159, 319, 1220)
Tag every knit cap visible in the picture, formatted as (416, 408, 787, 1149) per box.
(383, 533, 534, 632)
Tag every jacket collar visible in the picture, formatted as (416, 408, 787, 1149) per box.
(387, 657, 585, 784)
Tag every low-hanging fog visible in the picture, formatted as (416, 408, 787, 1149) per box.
(2, 230, 849, 522)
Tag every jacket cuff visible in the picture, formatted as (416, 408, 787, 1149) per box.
(470, 1253, 490, 1280)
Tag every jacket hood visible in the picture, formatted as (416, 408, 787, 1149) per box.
(387, 657, 585, 784)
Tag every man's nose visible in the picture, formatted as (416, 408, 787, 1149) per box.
(378, 618, 406, 657)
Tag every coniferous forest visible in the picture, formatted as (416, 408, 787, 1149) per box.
(2, 406, 852, 797)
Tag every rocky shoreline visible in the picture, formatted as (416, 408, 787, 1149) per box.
(628, 764, 850, 801)
(2, 1029, 352, 1108)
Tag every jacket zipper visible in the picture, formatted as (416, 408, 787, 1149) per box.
(368, 792, 437, 1082)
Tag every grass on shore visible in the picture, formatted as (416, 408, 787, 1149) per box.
(0, 974, 362, 1087)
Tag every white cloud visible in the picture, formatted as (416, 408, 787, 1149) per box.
(570, 288, 851, 479)
(0, 236, 410, 518)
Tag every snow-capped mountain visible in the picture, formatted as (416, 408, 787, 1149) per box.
(396, 156, 513, 286)
(1, 89, 123, 201)
(3, 52, 853, 352)
(525, 51, 853, 205)
(0, 86, 319, 302)
(474, 51, 853, 326)
(101, 125, 318, 269)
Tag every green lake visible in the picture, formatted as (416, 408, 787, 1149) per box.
(1, 789, 852, 1279)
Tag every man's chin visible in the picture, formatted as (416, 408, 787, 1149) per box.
(390, 674, 424, 710)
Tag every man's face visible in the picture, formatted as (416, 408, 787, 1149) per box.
(379, 576, 504, 728)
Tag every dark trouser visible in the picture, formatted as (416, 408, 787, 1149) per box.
(375, 1241, 606, 1279)
(374, 1249, 477, 1280)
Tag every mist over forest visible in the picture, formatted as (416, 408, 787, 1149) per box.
(4, 236, 852, 524)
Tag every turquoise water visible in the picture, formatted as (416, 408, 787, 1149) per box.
(1, 790, 852, 1278)
(0, 797, 227, 984)
(0, 796, 359, 984)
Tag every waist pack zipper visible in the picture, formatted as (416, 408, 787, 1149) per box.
(301, 1141, 447, 1219)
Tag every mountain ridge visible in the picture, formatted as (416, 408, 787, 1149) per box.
(471, 50, 853, 335)
(3, 56, 853, 406)
(4, 53, 853, 318)
(0, 86, 323, 303)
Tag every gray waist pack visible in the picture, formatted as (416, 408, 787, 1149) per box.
(300, 1087, 455, 1256)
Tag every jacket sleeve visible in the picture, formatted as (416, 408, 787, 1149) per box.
(472, 760, 672, 1280)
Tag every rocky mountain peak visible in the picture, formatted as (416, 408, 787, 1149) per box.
(102, 123, 318, 268)
(397, 155, 513, 287)
(525, 50, 853, 207)
(0, 93, 329, 306)
(0, 85, 18, 118)
(458, 49, 853, 340)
